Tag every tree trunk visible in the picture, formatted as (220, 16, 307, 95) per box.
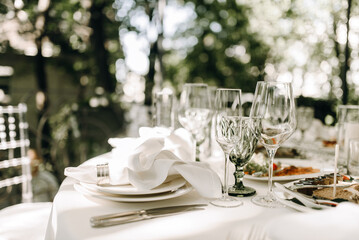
(145, 42, 157, 106)
(90, 1, 115, 93)
(341, 0, 352, 105)
(33, 0, 59, 180)
(144, 0, 165, 106)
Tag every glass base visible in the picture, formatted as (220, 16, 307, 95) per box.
(228, 186, 256, 197)
(210, 195, 243, 208)
(251, 193, 284, 208)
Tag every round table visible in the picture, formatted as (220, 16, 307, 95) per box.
(45, 154, 303, 240)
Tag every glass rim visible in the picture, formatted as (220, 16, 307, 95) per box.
(255, 81, 293, 85)
(183, 83, 208, 87)
(216, 88, 242, 92)
(338, 105, 359, 110)
(154, 90, 174, 96)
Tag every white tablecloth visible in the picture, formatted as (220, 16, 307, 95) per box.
(44, 154, 308, 240)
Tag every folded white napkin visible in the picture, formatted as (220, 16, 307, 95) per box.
(65, 128, 222, 199)
(266, 202, 359, 240)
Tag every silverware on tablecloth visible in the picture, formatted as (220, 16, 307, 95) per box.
(90, 204, 207, 228)
(274, 182, 337, 209)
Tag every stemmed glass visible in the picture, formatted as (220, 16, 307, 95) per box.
(211, 88, 243, 208)
(228, 117, 260, 197)
(178, 83, 212, 162)
(250, 81, 296, 208)
(296, 106, 314, 143)
(152, 90, 175, 136)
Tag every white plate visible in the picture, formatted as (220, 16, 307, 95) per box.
(273, 190, 315, 213)
(80, 176, 187, 195)
(244, 159, 325, 182)
(74, 183, 193, 202)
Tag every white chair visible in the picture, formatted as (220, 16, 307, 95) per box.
(0, 103, 52, 240)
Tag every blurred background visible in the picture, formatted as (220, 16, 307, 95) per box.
(0, 0, 358, 190)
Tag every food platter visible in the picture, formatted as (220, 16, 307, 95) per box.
(273, 174, 359, 212)
(244, 159, 325, 182)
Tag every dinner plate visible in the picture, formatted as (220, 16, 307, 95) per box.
(74, 183, 193, 202)
(244, 159, 325, 182)
(80, 176, 187, 195)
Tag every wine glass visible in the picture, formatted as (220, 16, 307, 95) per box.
(210, 88, 243, 208)
(178, 83, 212, 162)
(337, 105, 359, 173)
(228, 117, 260, 197)
(250, 81, 297, 208)
(152, 90, 175, 136)
(296, 106, 314, 143)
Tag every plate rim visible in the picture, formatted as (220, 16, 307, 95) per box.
(74, 183, 193, 202)
(80, 176, 187, 195)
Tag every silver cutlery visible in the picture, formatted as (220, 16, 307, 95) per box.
(274, 182, 337, 209)
(90, 204, 207, 227)
(291, 182, 356, 190)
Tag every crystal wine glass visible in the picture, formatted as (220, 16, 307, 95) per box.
(250, 81, 296, 208)
(228, 117, 260, 197)
(296, 106, 314, 143)
(210, 88, 243, 208)
(178, 83, 212, 162)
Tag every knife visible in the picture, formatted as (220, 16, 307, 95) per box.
(292, 183, 356, 190)
(274, 182, 337, 209)
(90, 204, 207, 228)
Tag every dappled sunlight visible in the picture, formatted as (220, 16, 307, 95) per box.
(0, 0, 358, 193)
(111, 0, 359, 101)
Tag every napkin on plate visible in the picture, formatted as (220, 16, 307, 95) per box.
(265, 202, 359, 240)
(65, 128, 222, 199)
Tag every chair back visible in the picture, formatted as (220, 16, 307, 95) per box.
(0, 103, 32, 203)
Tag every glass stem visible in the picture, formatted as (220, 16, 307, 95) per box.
(193, 133, 205, 162)
(195, 140, 201, 162)
(234, 165, 244, 189)
(192, 137, 198, 162)
(300, 130, 305, 142)
(223, 152, 230, 197)
(266, 147, 278, 195)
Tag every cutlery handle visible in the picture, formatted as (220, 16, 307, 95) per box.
(274, 182, 329, 209)
(91, 210, 145, 222)
(90, 213, 149, 228)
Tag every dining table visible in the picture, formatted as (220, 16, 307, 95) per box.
(44, 144, 358, 240)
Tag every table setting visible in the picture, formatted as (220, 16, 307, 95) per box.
(64, 128, 222, 202)
(45, 82, 359, 240)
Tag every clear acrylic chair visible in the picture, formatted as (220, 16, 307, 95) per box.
(0, 103, 33, 204)
(0, 103, 52, 240)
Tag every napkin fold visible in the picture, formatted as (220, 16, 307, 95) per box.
(65, 128, 222, 199)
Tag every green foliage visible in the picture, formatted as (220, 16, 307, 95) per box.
(0, 0, 127, 181)
(165, 0, 269, 93)
(48, 96, 125, 181)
